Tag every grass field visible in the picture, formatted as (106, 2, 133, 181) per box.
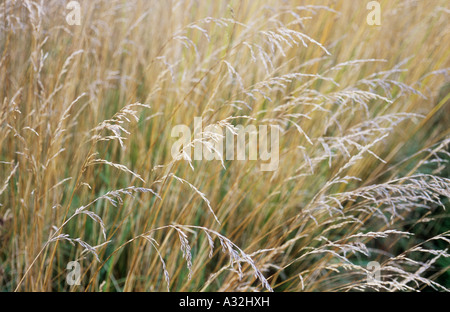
(0, 0, 449, 292)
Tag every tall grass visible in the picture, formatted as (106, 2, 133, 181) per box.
(0, 0, 449, 291)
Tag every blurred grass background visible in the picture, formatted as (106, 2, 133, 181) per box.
(0, 0, 449, 291)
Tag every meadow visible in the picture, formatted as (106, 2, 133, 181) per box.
(0, 0, 449, 291)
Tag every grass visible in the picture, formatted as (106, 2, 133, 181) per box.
(0, 0, 449, 292)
